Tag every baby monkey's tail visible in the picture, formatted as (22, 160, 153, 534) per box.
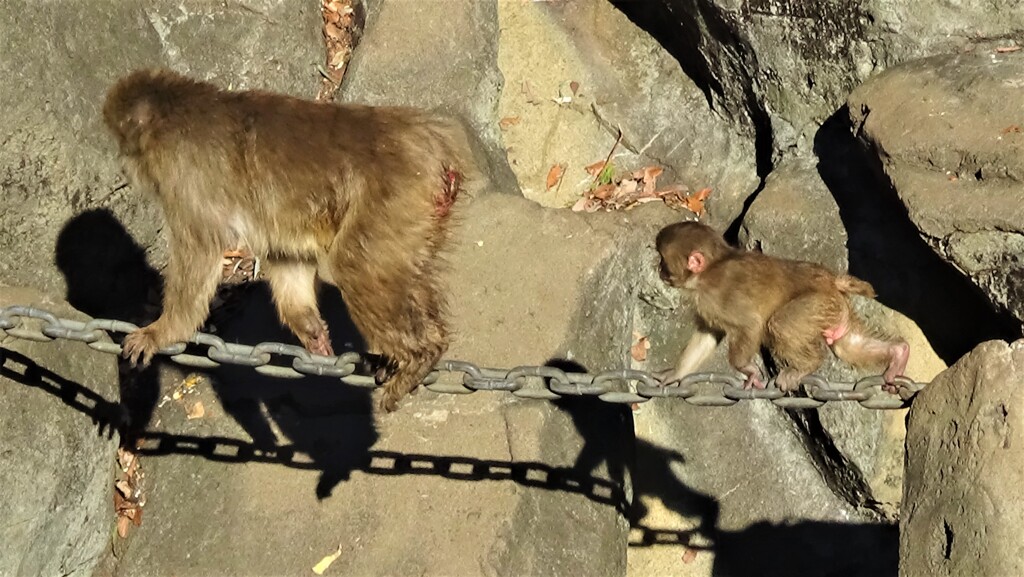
(835, 275, 876, 298)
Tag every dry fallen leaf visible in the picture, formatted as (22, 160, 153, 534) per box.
(324, 23, 344, 41)
(570, 80, 580, 95)
(630, 335, 650, 362)
(618, 178, 638, 195)
(995, 46, 1022, 53)
(498, 116, 521, 129)
(681, 187, 713, 216)
(681, 547, 698, 564)
(584, 160, 607, 176)
(313, 545, 344, 575)
(1002, 124, 1022, 134)
(642, 166, 664, 194)
(546, 164, 565, 190)
(115, 479, 133, 498)
(117, 447, 135, 472)
(186, 401, 206, 420)
(117, 515, 131, 538)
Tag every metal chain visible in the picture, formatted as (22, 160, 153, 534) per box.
(0, 305, 927, 409)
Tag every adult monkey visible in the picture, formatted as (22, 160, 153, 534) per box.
(103, 68, 480, 411)
(655, 222, 909, 392)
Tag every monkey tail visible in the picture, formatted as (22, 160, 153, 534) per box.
(835, 275, 876, 298)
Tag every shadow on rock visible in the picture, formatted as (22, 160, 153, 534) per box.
(548, 359, 635, 517)
(814, 109, 1020, 363)
(711, 520, 897, 577)
(205, 281, 377, 499)
(0, 347, 628, 510)
(54, 208, 378, 499)
(55, 208, 163, 444)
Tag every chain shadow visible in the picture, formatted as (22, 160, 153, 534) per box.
(54, 208, 378, 499)
(0, 346, 626, 511)
(549, 361, 896, 576)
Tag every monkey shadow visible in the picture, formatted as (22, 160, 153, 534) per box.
(546, 359, 718, 528)
(55, 208, 378, 499)
(548, 362, 897, 576)
(206, 282, 378, 499)
(814, 109, 1021, 363)
(55, 208, 163, 443)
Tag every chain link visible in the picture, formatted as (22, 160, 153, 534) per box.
(0, 305, 927, 409)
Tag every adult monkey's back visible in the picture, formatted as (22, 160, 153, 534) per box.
(103, 68, 481, 411)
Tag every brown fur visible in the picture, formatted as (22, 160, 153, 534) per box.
(656, 222, 909, 392)
(103, 68, 481, 411)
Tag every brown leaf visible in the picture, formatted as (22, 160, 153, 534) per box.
(117, 448, 135, 471)
(115, 479, 133, 498)
(498, 116, 521, 129)
(642, 166, 664, 194)
(571, 197, 591, 212)
(186, 401, 206, 420)
(1002, 124, 1022, 134)
(132, 507, 144, 527)
(584, 160, 607, 176)
(630, 335, 650, 362)
(591, 183, 617, 200)
(325, 23, 344, 40)
(546, 164, 565, 190)
(682, 187, 712, 216)
(617, 179, 638, 196)
(681, 547, 698, 564)
(117, 515, 131, 539)
(570, 81, 580, 95)
(113, 490, 128, 511)
(642, 166, 664, 182)
(995, 45, 1022, 53)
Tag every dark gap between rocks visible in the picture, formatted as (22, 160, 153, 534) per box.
(814, 108, 1021, 364)
(608, 0, 774, 241)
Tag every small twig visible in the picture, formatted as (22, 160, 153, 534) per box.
(591, 128, 623, 188)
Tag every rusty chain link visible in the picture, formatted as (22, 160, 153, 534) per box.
(0, 305, 927, 409)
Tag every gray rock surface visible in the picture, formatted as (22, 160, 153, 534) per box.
(340, 0, 517, 195)
(0, 287, 119, 577)
(849, 47, 1024, 332)
(615, 0, 1024, 155)
(738, 154, 848, 272)
(492, 0, 759, 226)
(902, 339, 1024, 577)
(0, 0, 322, 294)
(109, 194, 638, 577)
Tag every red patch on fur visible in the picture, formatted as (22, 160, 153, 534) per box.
(822, 321, 849, 346)
(435, 167, 461, 218)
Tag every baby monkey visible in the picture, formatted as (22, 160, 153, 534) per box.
(655, 222, 909, 393)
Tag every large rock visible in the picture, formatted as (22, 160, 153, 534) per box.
(0, 0, 322, 294)
(902, 339, 1024, 577)
(340, 0, 518, 195)
(0, 287, 119, 577)
(492, 1, 759, 226)
(109, 193, 641, 577)
(737, 154, 848, 272)
(614, 0, 1024, 155)
(849, 48, 1024, 333)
